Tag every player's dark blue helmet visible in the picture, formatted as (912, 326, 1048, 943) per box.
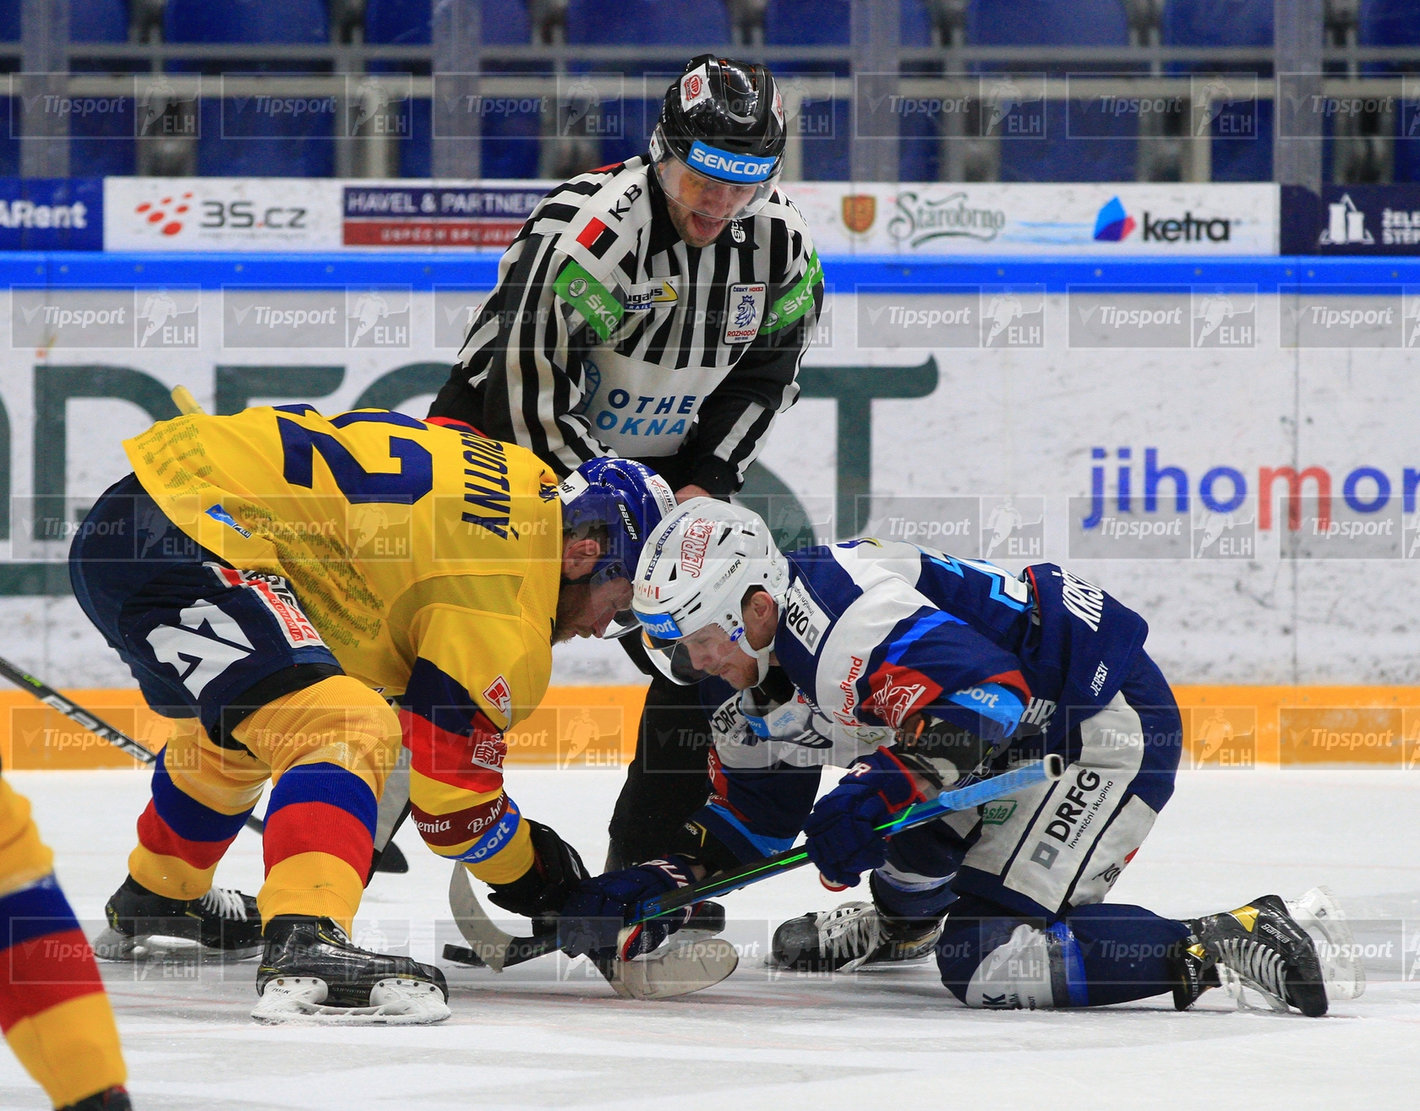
(559, 458, 677, 627)
(650, 55, 785, 221)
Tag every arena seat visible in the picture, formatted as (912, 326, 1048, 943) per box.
(164, 0, 335, 177)
(966, 0, 1138, 182)
(763, 0, 852, 179)
(365, 0, 538, 179)
(564, 0, 733, 168)
(70, 0, 138, 176)
(1161, 0, 1273, 182)
(1359, 0, 1420, 181)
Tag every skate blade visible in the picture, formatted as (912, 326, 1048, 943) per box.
(251, 976, 451, 1025)
(1287, 886, 1366, 1001)
(608, 936, 739, 1000)
(1215, 965, 1291, 1014)
(91, 927, 261, 964)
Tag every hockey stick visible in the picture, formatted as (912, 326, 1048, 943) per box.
(0, 653, 266, 836)
(449, 753, 1065, 975)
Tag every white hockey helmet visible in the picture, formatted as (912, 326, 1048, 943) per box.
(631, 497, 789, 684)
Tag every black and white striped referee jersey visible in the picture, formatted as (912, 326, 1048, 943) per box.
(430, 155, 823, 496)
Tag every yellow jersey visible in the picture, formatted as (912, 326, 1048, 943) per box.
(126, 406, 563, 727)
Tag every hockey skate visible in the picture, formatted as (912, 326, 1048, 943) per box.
(1183, 892, 1330, 1016)
(1211, 887, 1365, 1013)
(92, 876, 262, 961)
(253, 915, 450, 1025)
(59, 1087, 131, 1111)
(771, 901, 943, 973)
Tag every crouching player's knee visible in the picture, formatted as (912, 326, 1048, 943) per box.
(233, 675, 402, 928)
(936, 913, 1087, 1010)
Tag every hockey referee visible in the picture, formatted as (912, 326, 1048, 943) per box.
(429, 54, 824, 869)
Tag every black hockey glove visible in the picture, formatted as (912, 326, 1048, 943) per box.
(485, 820, 589, 935)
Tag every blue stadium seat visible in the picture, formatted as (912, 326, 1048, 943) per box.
(1161, 0, 1273, 182)
(71, 0, 137, 175)
(165, 0, 334, 176)
(1359, 1, 1420, 181)
(366, 0, 538, 178)
(566, 0, 727, 46)
(763, 0, 852, 180)
(0, 3, 18, 176)
(899, 0, 947, 181)
(565, 1, 732, 167)
(966, 0, 1137, 182)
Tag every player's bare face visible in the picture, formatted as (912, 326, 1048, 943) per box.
(553, 576, 634, 643)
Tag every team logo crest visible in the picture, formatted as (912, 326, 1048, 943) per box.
(841, 195, 877, 235)
(724, 282, 765, 344)
(482, 675, 513, 722)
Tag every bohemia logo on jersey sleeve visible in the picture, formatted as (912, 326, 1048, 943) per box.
(863, 663, 943, 729)
(482, 675, 513, 724)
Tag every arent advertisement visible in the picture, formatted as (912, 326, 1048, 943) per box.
(1281, 184, 1420, 255)
(791, 182, 1279, 256)
(103, 177, 343, 251)
(0, 178, 103, 251)
(342, 182, 549, 248)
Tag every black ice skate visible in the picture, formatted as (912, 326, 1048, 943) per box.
(92, 875, 262, 961)
(1184, 894, 1328, 1017)
(771, 901, 943, 973)
(59, 1086, 131, 1111)
(253, 915, 450, 1025)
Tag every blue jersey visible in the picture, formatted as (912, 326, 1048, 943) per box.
(772, 539, 1149, 751)
(685, 539, 1154, 866)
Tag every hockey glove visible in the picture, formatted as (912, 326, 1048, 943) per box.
(802, 747, 930, 888)
(557, 856, 699, 961)
(485, 820, 589, 935)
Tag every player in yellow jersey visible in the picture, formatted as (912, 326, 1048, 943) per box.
(68, 405, 675, 1024)
(0, 773, 131, 1108)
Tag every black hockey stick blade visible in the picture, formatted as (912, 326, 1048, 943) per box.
(373, 840, 409, 874)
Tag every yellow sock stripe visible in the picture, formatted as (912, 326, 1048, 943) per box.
(5, 993, 126, 1108)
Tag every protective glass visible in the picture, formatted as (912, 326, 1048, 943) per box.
(651, 128, 780, 222)
(638, 619, 742, 685)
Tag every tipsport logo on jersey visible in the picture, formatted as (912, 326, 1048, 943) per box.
(856, 287, 1046, 350)
(856, 495, 1046, 561)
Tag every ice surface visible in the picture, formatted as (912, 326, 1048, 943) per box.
(3, 766, 1417, 1111)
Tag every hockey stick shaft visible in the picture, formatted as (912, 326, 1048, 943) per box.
(0, 654, 270, 834)
(631, 752, 1065, 922)
(452, 754, 1064, 970)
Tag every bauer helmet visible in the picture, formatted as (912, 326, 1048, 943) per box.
(559, 458, 677, 636)
(631, 497, 789, 684)
(650, 54, 786, 222)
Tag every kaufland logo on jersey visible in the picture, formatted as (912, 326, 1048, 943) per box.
(1093, 196, 1233, 243)
(686, 141, 777, 183)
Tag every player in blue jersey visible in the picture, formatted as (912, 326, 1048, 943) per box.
(556, 498, 1358, 1015)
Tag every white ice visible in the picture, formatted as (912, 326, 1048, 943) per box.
(3, 766, 1417, 1111)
